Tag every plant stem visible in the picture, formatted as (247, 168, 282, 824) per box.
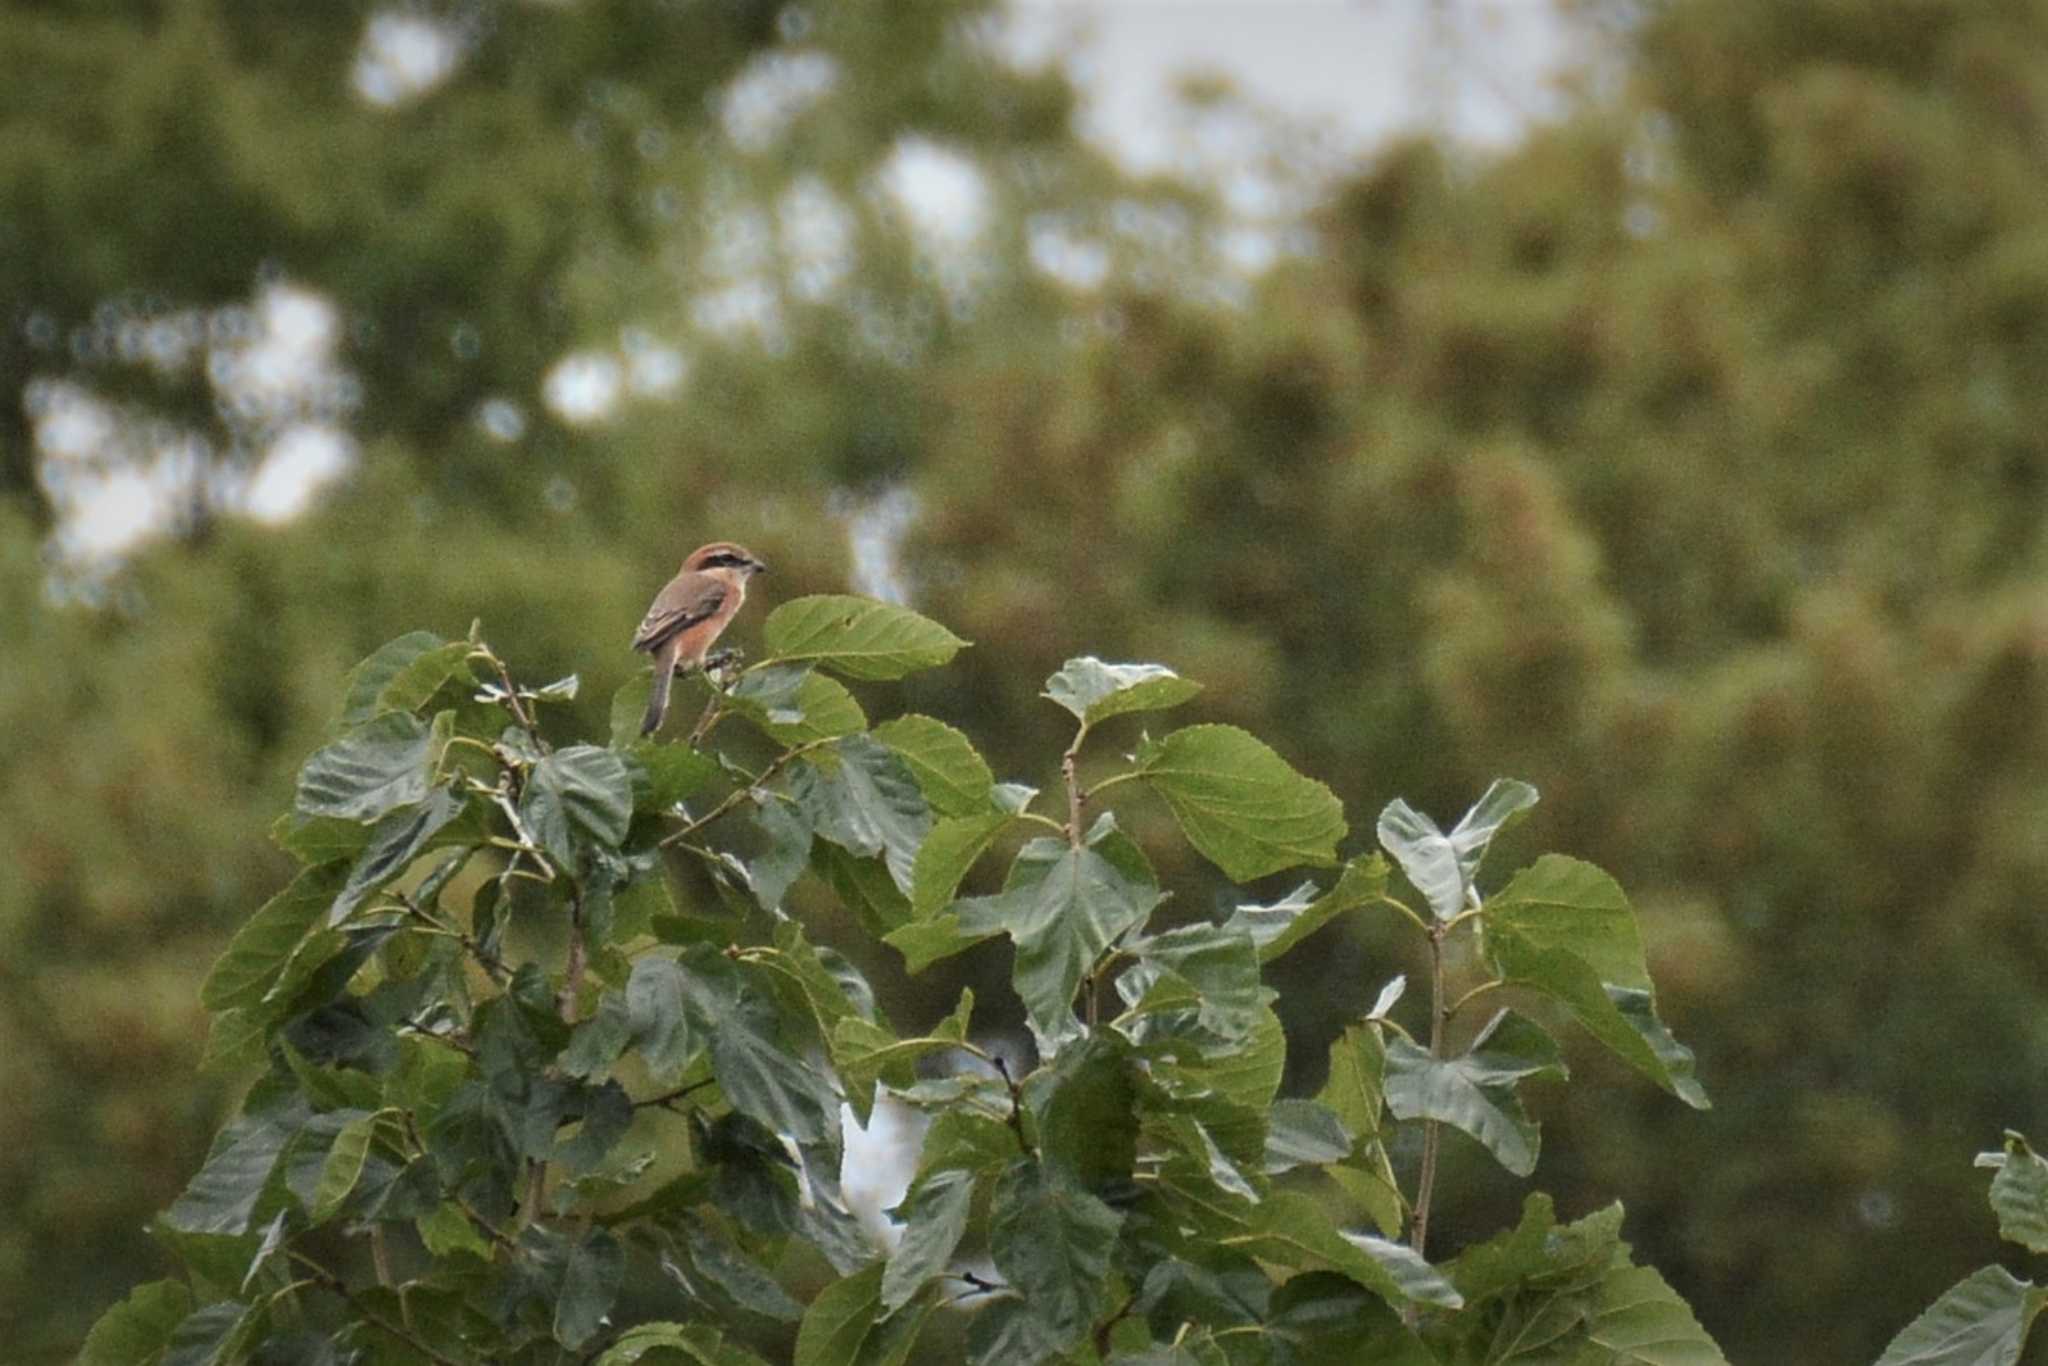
(287, 1250, 463, 1366)
(1061, 729, 1088, 848)
(1410, 921, 1449, 1259)
(557, 885, 586, 1025)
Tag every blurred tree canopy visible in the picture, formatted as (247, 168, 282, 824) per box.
(9, 0, 2048, 1361)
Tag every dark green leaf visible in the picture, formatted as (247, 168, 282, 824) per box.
(815, 843, 913, 936)
(1263, 1272, 1438, 1365)
(523, 745, 635, 868)
(1263, 1099, 1352, 1174)
(295, 712, 435, 821)
(989, 1159, 1122, 1355)
(744, 795, 815, 911)
(625, 740, 723, 812)
(728, 665, 869, 746)
(329, 783, 469, 925)
(1227, 855, 1390, 963)
(677, 1223, 805, 1322)
(309, 1109, 381, 1222)
(833, 989, 974, 1126)
(160, 1300, 256, 1366)
(1875, 1266, 2045, 1366)
(765, 595, 968, 680)
(79, 1279, 194, 1366)
(882, 1168, 976, 1312)
(1578, 1262, 1730, 1364)
(1042, 658, 1203, 727)
(598, 1322, 776, 1365)
(955, 825, 1163, 1041)
(336, 631, 473, 729)
(563, 991, 635, 1080)
(556, 1228, 626, 1348)
(1135, 724, 1346, 881)
(1025, 1030, 1140, 1189)
(883, 913, 1000, 974)
(1382, 1011, 1566, 1177)
(910, 811, 1014, 918)
(795, 1261, 886, 1366)
(201, 864, 349, 1011)
(1230, 1191, 1462, 1310)
(1120, 921, 1268, 1040)
(793, 735, 933, 895)
(873, 714, 995, 816)
(271, 812, 371, 867)
(627, 955, 701, 1083)
(163, 1108, 301, 1235)
(1317, 1024, 1403, 1239)
(1987, 1131, 2048, 1255)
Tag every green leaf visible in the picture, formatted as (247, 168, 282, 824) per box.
(955, 826, 1163, 1041)
(1987, 1131, 2048, 1255)
(793, 735, 933, 895)
(1318, 1024, 1404, 1238)
(271, 812, 372, 867)
(1376, 781, 1537, 923)
(336, 631, 473, 730)
(1262, 1272, 1437, 1364)
(728, 664, 870, 746)
(882, 1168, 976, 1312)
(625, 740, 723, 813)
(416, 1201, 493, 1260)
(556, 1228, 626, 1349)
(1120, 921, 1268, 1040)
(1579, 1262, 1730, 1365)
(989, 1159, 1123, 1355)
(675, 1223, 806, 1323)
(833, 988, 974, 1125)
(160, 1300, 259, 1366)
(329, 783, 469, 925)
(1025, 1031, 1140, 1189)
(163, 1108, 301, 1235)
(626, 955, 701, 1083)
(765, 595, 968, 681)
(309, 1109, 380, 1222)
(79, 1279, 195, 1366)
(1229, 1190, 1463, 1310)
(646, 948, 836, 1143)
(1228, 854, 1390, 963)
(795, 1261, 886, 1366)
(1263, 1099, 1352, 1174)
(1134, 724, 1346, 881)
(1382, 1011, 1566, 1177)
(910, 811, 1014, 918)
(1484, 856, 1709, 1109)
(1043, 658, 1203, 727)
(599, 1322, 775, 1365)
(1875, 1266, 2046, 1366)
(883, 913, 1000, 974)
(201, 864, 349, 1011)
(873, 714, 995, 816)
(295, 711, 435, 821)
(523, 745, 635, 868)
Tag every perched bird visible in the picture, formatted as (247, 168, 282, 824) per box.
(632, 541, 769, 736)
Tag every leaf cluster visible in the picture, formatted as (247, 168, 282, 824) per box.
(83, 602, 1721, 1365)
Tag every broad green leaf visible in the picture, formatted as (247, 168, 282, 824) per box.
(882, 1168, 975, 1312)
(1135, 724, 1345, 881)
(556, 1228, 626, 1349)
(795, 1261, 886, 1366)
(727, 665, 868, 746)
(1025, 1031, 1140, 1189)
(416, 1200, 493, 1260)
(955, 826, 1163, 1041)
(625, 740, 723, 812)
(1484, 857, 1708, 1109)
(1375, 799, 1463, 922)
(1319, 1024, 1404, 1238)
(163, 1108, 301, 1235)
(1382, 1011, 1566, 1177)
(295, 711, 434, 821)
(989, 1159, 1122, 1354)
(309, 1109, 381, 1222)
(883, 913, 1000, 974)
(329, 783, 469, 925)
(1262, 1272, 1437, 1364)
(336, 630, 473, 729)
(792, 735, 933, 895)
(1580, 1262, 1729, 1364)
(873, 714, 995, 816)
(160, 1300, 259, 1366)
(522, 745, 634, 868)
(1119, 921, 1268, 1040)
(609, 674, 656, 748)
(1986, 1131, 2048, 1255)
(599, 1322, 775, 1366)
(1042, 658, 1203, 727)
(676, 1223, 805, 1323)
(1227, 1190, 1463, 1310)
(1874, 1266, 2047, 1366)
(1263, 1098, 1352, 1174)
(765, 595, 968, 680)
(910, 811, 1013, 918)
(79, 1279, 194, 1366)
(1228, 854, 1390, 963)
(1444, 1192, 1560, 1304)
(201, 863, 349, 1010)
(626, 955, 700, 1083)
(270, 812, 371, 867)
(743, 795, 815, 911)
(833, 989, 974, 1126)
(814, 843, 913, 936)
(690, 951, 837, 1143)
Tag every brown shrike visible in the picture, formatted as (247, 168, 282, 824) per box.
(632, 541, 769, 736)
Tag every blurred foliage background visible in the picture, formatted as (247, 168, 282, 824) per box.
(7, 0, 2048, 1360)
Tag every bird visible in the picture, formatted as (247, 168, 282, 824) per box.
(632, 541, 769, 737)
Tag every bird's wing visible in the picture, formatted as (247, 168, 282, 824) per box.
(632, 576, 728, 652)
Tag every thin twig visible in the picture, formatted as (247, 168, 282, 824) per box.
(991, 1054, 1034, 1157)
(558, 885, 587, 1025)
(656, 741, 827, 850)
(633, 1077, 720, 1110)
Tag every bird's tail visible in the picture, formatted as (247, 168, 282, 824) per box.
(640, 659, 673, 736)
